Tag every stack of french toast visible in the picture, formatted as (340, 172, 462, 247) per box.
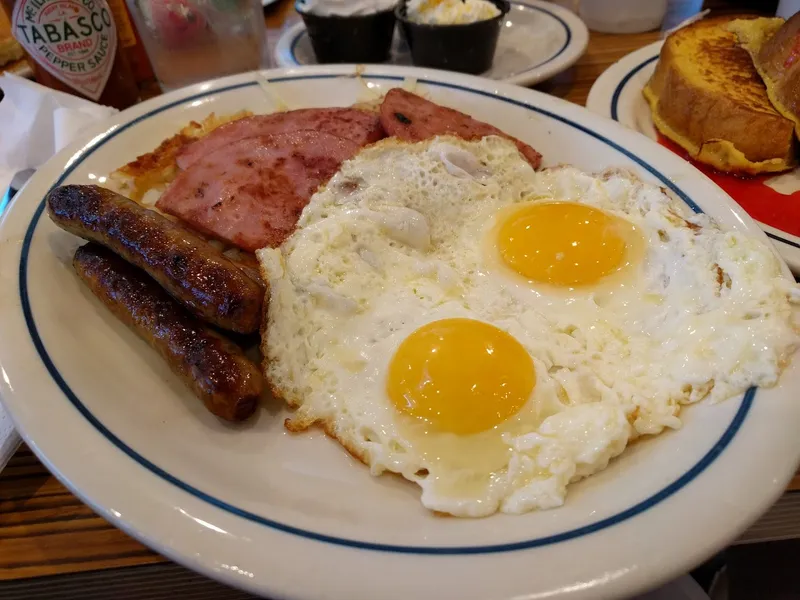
(643, 12, 800, 175)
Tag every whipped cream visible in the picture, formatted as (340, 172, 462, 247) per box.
(296, 0, 398, 16)
(406, 0, 501, 24)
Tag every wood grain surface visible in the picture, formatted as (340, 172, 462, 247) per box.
(0, 445, 163, 578)
(1, 0, 798, 583)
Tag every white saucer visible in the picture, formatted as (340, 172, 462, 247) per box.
(274, 0, 589, 86)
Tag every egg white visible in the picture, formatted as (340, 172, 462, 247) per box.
(259, 136, 800, 517)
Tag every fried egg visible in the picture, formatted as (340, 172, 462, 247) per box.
(258, 136, 800, 517)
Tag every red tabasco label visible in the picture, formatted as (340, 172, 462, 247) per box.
(11, 0, 118, 101)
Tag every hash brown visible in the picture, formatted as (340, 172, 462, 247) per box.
(109, 110, 252, 203)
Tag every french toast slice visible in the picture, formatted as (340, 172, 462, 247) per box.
(729, 14, 800, 140)
(643, 15, 796, 174)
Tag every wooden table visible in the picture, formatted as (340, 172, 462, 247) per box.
(1, 0, 799, 592)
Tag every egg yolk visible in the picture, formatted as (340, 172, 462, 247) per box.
(386, 318, 535, 435)
(498, 202, 635, 287)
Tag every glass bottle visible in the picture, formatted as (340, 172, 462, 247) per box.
(2, 0, 140, 109)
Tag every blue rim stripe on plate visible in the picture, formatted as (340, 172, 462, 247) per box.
(609, 53, 800, 249)
(767, 231, 800, 250)
(19, 73, 753, 555)
(289, 0, 572, 78)
(609, 54, 657, 122)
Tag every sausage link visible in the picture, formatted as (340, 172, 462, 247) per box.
(48, 184, 264, 334)
(73, 243, 263, 422)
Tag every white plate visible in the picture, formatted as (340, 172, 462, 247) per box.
(586, 41, 800, 274)
(1, 65, 799, 600)
(263, 0, 280, 7)
(274, 0, 589, 86)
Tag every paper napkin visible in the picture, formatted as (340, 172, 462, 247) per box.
(0, 73, 118, 471)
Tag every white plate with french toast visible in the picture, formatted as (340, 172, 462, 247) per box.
(1, 64, 799, 600)
(587, 14, 800, 274)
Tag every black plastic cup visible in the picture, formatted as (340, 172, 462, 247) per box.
(396, 0, 510, 74)
(298, 6, 398, 64)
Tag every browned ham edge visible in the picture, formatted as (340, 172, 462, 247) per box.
(379, 88, 543, 169)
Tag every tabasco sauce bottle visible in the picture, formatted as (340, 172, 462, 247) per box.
(106, 0, 154, 84)
(2, 0, 140, 109)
